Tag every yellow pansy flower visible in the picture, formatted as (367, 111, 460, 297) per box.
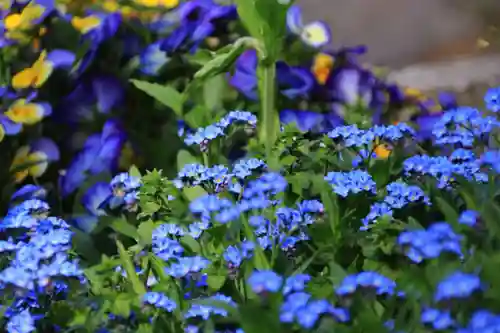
(12, 49, 75, 89)
(10, 139, 60, 183)
(5, 99, 51, 125)
(71, 15, 102, 34)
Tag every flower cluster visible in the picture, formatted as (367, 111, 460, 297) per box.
(363, 181, 430, 227)
(404, 150, 487, 188)
(325, 170, 377, 197)
(398, 222, 463, 263)
(432, 107, 500, 147)
(0, 193, 83, 332)
(184, 111, 257, 151)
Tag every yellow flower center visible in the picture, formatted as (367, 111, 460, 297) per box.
(4, 14, 22, 30)
(312, 53, 334, 85)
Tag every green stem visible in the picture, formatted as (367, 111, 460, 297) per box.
(202, 152, 210, 167)
(257, 61, 277, 166)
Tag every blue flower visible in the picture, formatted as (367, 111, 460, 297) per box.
(283, 274, 311, 295)
(434, 271, 482, 302)
(165, 256, 210, 278)
(59, 120, 127, 196)
(325, 170, 376, 197)
(248, 270, 283, 293)
(432, 107, 500, 147)
(457, 310, 500, 333)
(10, 185, 47, 202)
(57, 74, 124, 123)
(421, 308, 455, 330)
(335, 271, 398, 296)
(6, 309, 36, 333)
(143, 292, 177, 312)
(159, 0, 236, 54)
(279, 110, 342, 133)
(459, 210, 480, 227)
(484, 86, 500, 112)
(185, 294, 236, 320)
(398, 222, 463, 263)
(286, 5, 331, 48)
(139, 41, 171, 76)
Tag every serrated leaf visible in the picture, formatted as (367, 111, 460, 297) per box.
(129, 165, 141, 178)
(130, 79, 184, 116)
(112, 294, 132, 318)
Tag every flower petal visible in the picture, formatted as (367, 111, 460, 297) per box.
(82, 182, 112, 216)
(286, 5, 303, 35)
(30, 137, 60, 161)
(91, 75, 124, 113)
(46, 49, 76, 68)
(301, 21, 331, 48)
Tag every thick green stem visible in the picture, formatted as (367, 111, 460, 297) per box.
(257, 61, 277, 166)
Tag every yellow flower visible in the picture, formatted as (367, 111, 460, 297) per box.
(12, 49, 75, 89)
(103, 0, 120, 12)
(5, 99, 47, 125)
(71, 15, 101, 34)
(4, 2, 45, 31)
(312, 53, 334, 85)
(373, 137, 392, 159)
(10, 146, 51, 183)
(135, 0, 179, 8)
(12, 51, 52, 89)
(404, 87, 427, 102)
(374, 144, 392, 159)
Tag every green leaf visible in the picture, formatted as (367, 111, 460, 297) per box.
(180, 235, 201, 253)
(109, 218, 139, 240)
(194, 38, 249, 81)
(183, 186, 208, 201)
(177, 149, 199, 171)
(319, 179, 340, 242)
(141, 201, 161, 215)
(137, 220, 156, 245)
(71, 228, 100, 264)
(234, 0, 291, 60)
(130, 79, 184, 116)
(68, 308, 91, 327)
(112, 294, 133, 318)
(481, 201, 500, 239)
(207, 275, 227, 291)
(435, 197, 459, 224)
(328, 261, 347, 285)
(203, 74, 226, 111)
(116, 239, 146, 295)
(184, 105, 210, 129)
(240, 304, 280, 333)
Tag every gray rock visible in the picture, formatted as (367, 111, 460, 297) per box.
(298, 0, 500, 67)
